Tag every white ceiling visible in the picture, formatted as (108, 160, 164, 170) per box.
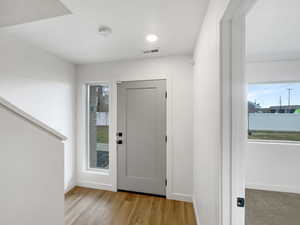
(0, 0, 209, 64)
(247, 0, 300, 61)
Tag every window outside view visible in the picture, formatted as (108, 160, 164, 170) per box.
(248, 83, 300, 142)
(89, 85, 109, 169)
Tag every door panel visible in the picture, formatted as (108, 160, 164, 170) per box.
(117, 80, 166, 196)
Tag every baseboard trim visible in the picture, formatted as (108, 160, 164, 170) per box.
(167, 193, 193, 202)
(193, 197, 201, 225)
(77, 181, 115, 192)
(64, 183, 76, 194)
(246, 183, 300, 194)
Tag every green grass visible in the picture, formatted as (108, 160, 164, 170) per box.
(249, 131, 300, 142)
(97, 126, 109, 143)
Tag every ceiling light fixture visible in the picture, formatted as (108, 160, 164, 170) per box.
(146, 34, 158, 43)
(98, 25, 112, 37)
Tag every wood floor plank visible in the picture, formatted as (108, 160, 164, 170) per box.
(65, 187, 90, 213)
(112, 193, 139, 225)
(149, 196, 164, 225)
(84, 191, 115, 225)
(71, 190, 107, 225)
(65, 187, 197, 225)
(65, 188, 104, 225)
(184, 202, 198, 225)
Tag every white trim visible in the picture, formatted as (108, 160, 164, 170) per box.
(231, 12, 247, 225)
(247, 53, 300, 63)
(193, 197, 201, 225)
(81, 169, 109, 176)
(248, 139, 300, 146)
(248, 80, 300, 85)
(220, 1, 257, 225)
(64, 183, 76, 194)
(77, 181, 115, 192)
(220, 18, 233, 225)
(77, 80, 117, 192)
(167, 193, 192, 203)
(246, 184, 300, 194)
(166, 77, 174, 199)
(111, 81, 118, 192)
(0, 96, 67, 141)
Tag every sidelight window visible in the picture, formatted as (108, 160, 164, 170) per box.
(87, 84, 110, 169)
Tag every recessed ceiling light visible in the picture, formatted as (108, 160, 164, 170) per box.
(146, 34, 158, 43)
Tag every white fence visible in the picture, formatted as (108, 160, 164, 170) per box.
(249, 113, 300, 132)
(96, 112, 109, 126)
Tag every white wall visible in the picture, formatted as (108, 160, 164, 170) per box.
(76, 55, 194, 201)
(0, 36, 76, 192)
(246, 142, 300, 193)
(247, 60, 300, 83)
(193, 0, 230, 225)
(246, 59, 300, 193)
(0, 104, 64, 225)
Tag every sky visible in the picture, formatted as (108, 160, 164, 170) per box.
(248, 83, 300, 108)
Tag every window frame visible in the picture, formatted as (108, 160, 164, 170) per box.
(86, 82, 111, 173)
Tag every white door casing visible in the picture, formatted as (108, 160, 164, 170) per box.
(221, 1, 257, 225)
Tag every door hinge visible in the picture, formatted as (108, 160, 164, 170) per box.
(165, 179, 168, 186)
(165, 135, 167, 142)
(237, 197, 245, 207)
(165, 92, 167, 99)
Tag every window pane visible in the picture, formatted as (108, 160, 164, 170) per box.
(248, 83, 300, 141)
(89, 85, 109, 169)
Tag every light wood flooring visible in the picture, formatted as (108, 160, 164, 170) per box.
(65, 187, 197, 225)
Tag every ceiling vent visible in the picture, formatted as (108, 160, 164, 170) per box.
(143, 48, 160, 54)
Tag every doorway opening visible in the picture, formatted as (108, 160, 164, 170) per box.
(221, 0, 300, 225)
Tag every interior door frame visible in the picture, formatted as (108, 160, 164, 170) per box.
(114, 78, 174, 199)
(220, 0, 257, 225)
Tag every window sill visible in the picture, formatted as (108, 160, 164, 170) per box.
(84, 168, 110, 176)
(248, 139, 300, 146)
